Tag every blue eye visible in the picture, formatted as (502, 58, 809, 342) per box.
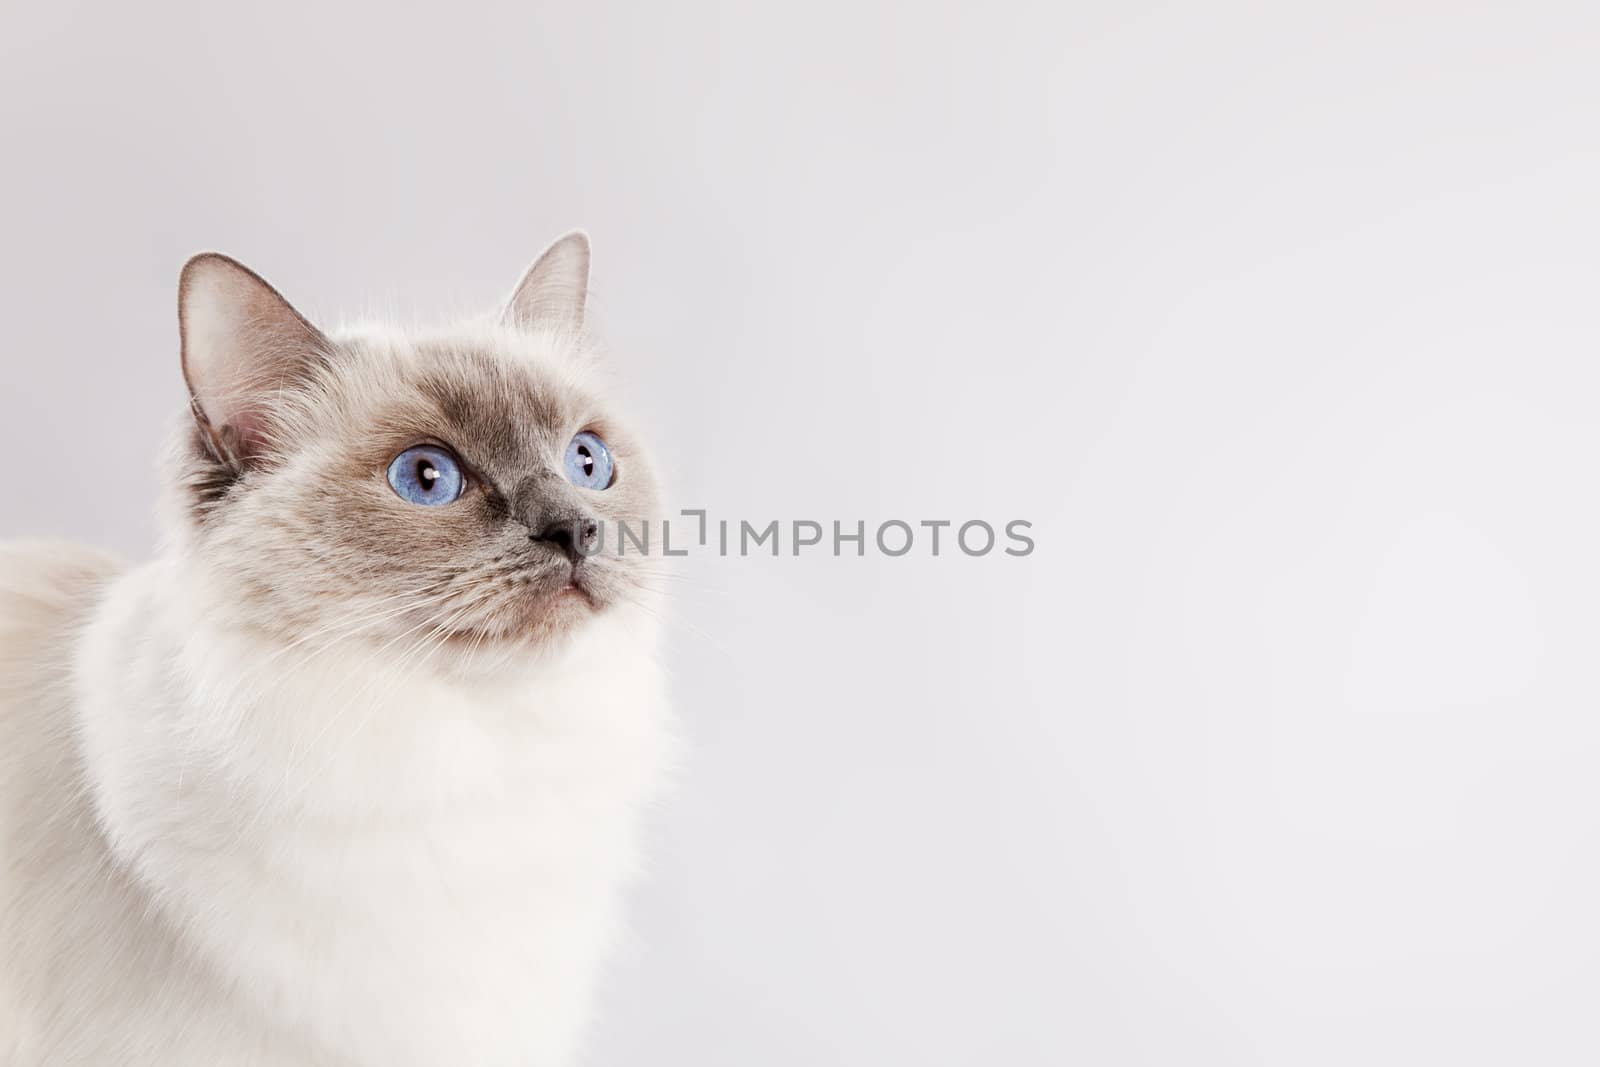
(386, 445, 464, 505)
(564, 431, 614, 490)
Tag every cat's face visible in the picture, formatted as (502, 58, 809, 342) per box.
(172, 235, 661, 663)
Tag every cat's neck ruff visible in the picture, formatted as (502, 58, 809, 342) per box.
(79, 555, 668, 822)
(64, 554, 671, 1066)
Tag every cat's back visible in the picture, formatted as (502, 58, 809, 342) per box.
(0, 539, 125, 863)
(0, 540, 124, 870)
(0, 542, 124, 1059)
(0, 540, 124, 709)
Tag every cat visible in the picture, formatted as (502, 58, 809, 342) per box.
(0, 232, 674, 1066)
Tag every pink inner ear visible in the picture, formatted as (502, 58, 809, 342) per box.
(220, 409, 269, 464)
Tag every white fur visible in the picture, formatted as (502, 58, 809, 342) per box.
(1, 529, 670, 1064)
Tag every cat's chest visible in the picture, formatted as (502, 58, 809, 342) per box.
(200, 786, 639, 1065)
(222, 687, 659, 948)
(269, 797, 622, 957)
(161, 682, 665, 1064)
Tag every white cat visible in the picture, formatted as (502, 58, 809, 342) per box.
(0, 233, 674, 1065)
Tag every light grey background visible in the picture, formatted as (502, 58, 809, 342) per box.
(4, 2, 1598, 1064)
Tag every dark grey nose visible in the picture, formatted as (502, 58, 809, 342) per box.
(511, 472, 601, 563)
(532, 516, 600, 563)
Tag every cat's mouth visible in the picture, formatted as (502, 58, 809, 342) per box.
(558, 567, 599, 608)
(426, 560, 606, 651)
(509, 561, 603, 630)
(535, 562, 611, 635)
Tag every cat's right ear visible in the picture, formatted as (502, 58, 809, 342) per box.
(178, 254, 329, 469)
(501, 231, 591, 333)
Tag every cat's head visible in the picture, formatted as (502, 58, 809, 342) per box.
(169, 233, 661, 665)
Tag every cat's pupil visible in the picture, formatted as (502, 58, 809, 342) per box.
(417, 460, 438, 490)
(577, 445, 594, 476)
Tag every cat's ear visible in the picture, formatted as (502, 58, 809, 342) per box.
(178, 253, 329, 467)
(501, 231, 590, 332)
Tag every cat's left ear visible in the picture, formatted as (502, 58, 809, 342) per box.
(501, 231, 590, 332)
(179, 253, 330, 469)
